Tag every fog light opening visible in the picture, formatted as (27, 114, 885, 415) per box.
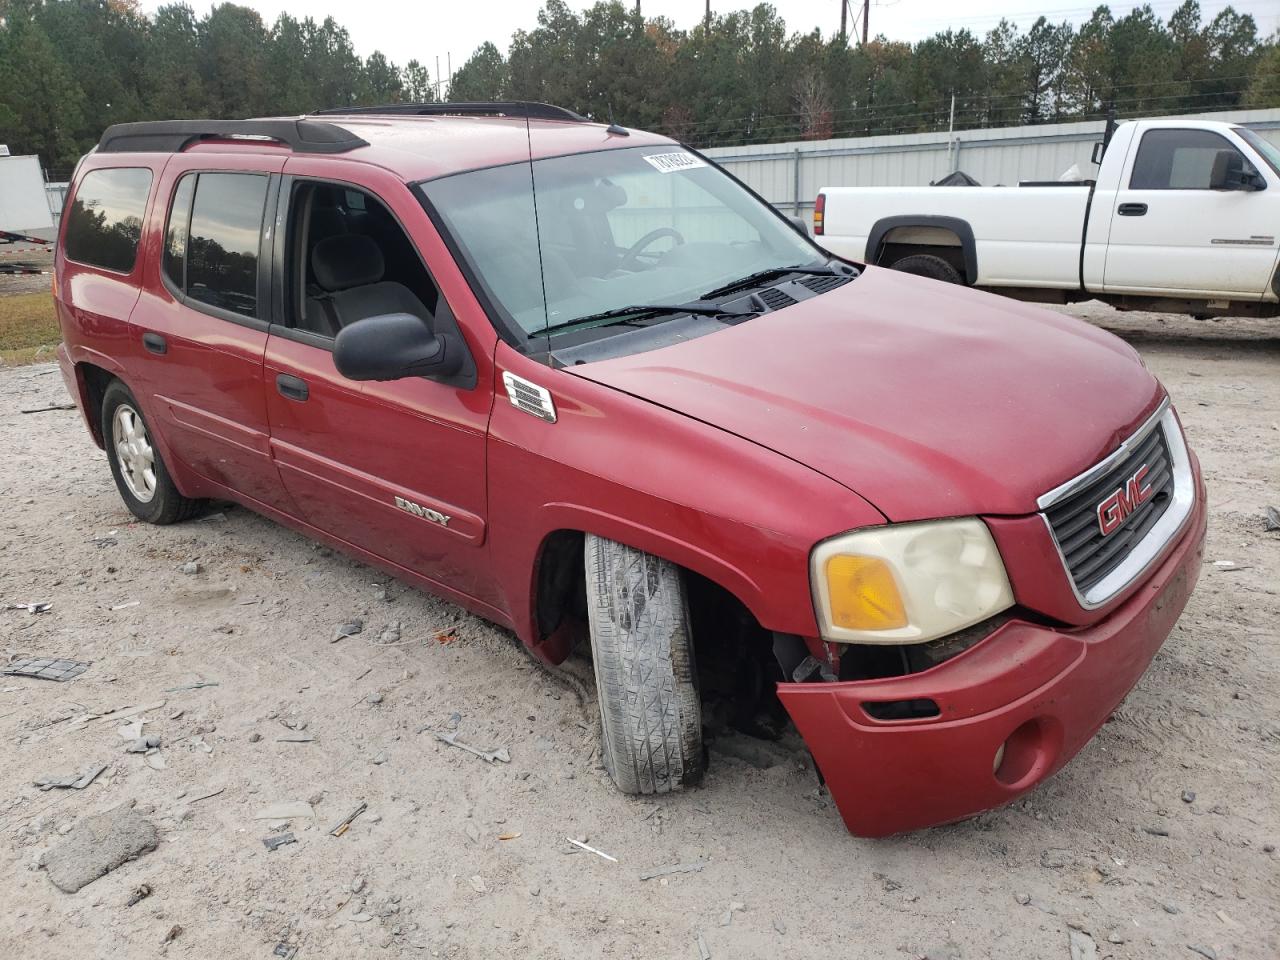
(994, 718, 1048, 787)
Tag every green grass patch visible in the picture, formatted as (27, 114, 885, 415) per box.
(0, 292, 61, 366)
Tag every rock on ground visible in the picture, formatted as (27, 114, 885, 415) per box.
(40, 806, 158, 893)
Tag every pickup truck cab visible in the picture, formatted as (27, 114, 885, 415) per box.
(816, 118, 1280, 318)
(54, 103, 1206, 836)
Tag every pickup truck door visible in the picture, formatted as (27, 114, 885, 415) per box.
(1102, 127, 1278, 299)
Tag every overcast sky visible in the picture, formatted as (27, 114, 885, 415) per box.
(148, 1, 1280, 85)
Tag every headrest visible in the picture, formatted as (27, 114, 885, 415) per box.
(312, 234, 384, 292)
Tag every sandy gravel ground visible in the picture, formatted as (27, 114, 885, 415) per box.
(0, 303, 1277, 960)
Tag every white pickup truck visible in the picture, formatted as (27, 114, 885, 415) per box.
(814, 118, 1280, 318)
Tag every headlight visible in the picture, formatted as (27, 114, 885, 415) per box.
(811, 518, 1014, 644)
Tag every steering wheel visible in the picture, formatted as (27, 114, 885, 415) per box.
(618, 227, 685, 271)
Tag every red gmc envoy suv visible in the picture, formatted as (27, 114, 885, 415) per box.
(53, 103, 1207, 836)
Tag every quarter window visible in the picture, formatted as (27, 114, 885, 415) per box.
(163, 172, 268, 319)
(1129, 129, 1247, 190)
(64, 167, 153, 272)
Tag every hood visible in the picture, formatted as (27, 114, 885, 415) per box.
(568, 266, 1163, 522)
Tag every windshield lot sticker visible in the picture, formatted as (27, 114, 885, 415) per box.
(642, 152, 706, 174)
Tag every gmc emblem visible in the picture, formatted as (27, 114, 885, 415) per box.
(1096, 465, 1153, 536)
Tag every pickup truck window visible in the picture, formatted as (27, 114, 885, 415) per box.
(1129, 129, 1246, 190)
(421, 146, 823, 346)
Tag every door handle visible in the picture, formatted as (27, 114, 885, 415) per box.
(142, 332, 167, 355)
(1117, 202, 1148, 217)
(276, 374, 309, 402)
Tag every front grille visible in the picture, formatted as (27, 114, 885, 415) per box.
(1043, 421, 1175, 594)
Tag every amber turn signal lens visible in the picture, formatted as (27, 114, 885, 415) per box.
(824, 555, 908, 631)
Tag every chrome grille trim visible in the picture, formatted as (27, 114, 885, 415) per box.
(1038, 400, 1195, 610)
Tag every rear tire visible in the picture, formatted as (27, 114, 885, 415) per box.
(584, 534, 704, 795)
(101, 380, 202, 525)
(891, 253, 963, 284)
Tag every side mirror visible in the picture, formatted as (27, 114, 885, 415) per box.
(787, 214, 811, 237)
(333, 312, 464, 382)
(1209, 149, 1263, 191)
(1090, 141, 1105, 165)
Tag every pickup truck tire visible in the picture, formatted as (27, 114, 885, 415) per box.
(584, 534, 705, 795)
(891, 253, 963, 284)
(101, 380, 203, 525)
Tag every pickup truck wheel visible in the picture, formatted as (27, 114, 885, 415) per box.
(584, 534, 705, 795)
(891, 253, 963, 284)
(101, 380, 202, 525)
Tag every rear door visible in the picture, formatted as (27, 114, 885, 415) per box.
(1102, 127, 1278, 298)
(128, 153, 295, 513)
(261, 170, 497, 606)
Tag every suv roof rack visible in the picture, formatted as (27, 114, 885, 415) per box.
(97, 119, 369, 155)
(312, 101, 587, 122)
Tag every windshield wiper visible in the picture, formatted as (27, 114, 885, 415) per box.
(700, 262, 849, 300)
(544, 301, 758, 337)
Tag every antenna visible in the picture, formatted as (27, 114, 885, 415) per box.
(605, 102, 629, 137)
(521, 105, 553, 355)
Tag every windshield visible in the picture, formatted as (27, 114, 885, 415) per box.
(420, 145, 825, 344)
(1235, 127, 1280, 177)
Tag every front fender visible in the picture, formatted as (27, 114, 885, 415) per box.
(485, 344, 885, 656)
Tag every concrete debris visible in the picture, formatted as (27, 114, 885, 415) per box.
(329, 801, 368, 837)
(1069, 930, 1098, 960)
(126, 884, 152, 907)
(638, 860, 710, 881)
(1187, 947, 1218, 960)
(272, 944, 298, 959)
(433, 730, 510, 764)
(696, 932, 711, 960)
(333, 620, 363, 642)
(162, 924, 183, 944)
(180, 562, 200, 575)
(773, 918, 787, 935)
(1264, 505, 1280, 532)
(40, 806, 158, 893)
(125, 735, 162, 753)
(1182, 790, 1196, 803)
(34, 764, 107, 791)
(263, 832, 297, 851)
(254, 802, 315, 821)
(1144, 826, 1171, 837)
(4, 656, 88, 681)
(1015, 892, 1031, 905)
(164, 680, 218, 692)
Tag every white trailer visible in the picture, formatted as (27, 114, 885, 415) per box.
(0, 153, 56, 243)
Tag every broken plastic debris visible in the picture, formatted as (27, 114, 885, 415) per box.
(566, 837, 617, 862)
(329, 801, 368, 837)
(4, 657, 89, 682)
(263, 832, 297, 851)
(110, 600, 140, 610)
(434, 730, 510, 764)
(33, 765, 107, 792)
(3, 601, 52, 614)
(254, 802, 315, 821)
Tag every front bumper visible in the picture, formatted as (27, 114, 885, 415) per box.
(777, 476, 1207, 838)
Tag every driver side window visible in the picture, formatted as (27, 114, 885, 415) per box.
(1129, 129, 1253, 190)
(284, 181, 439, 343)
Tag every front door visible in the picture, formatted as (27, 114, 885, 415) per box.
(1103, 126, 1279, 298)
(261, 174, 495, 604)
(129, 154, 295, 513)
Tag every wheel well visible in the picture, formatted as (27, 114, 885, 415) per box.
(77, 362, 115, 447)
(867, 215, 977, 284)
(532, 529, 782, 730)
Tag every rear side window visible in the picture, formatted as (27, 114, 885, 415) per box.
(164, 172, 268, 319)
(1129, 129, 1243, 190)
(64, 167, 153, 272)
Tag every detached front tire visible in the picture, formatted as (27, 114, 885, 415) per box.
(101, 380, 202, 525)
(584, 534, 704, 795)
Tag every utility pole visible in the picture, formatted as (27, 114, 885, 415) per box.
(840, 0, 847, 39)
(435, 56, 441, 100)
(705, 1, 711, 27)
(861, 0, 869, 45)
(447, 51, 452, 99)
